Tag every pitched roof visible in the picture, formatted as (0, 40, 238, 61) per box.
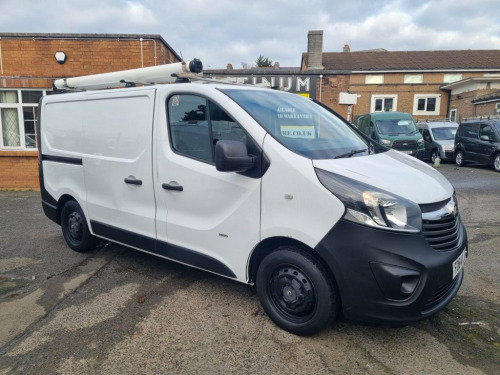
(317, 50, 500, 72)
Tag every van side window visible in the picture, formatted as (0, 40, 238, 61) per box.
(167, 95, 246, 163)
(479, 124, 495, 140)
(209, 101, 247, 144)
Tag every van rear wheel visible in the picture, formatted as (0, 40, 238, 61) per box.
(455, 150, 466, 167)
(256, 247, 339, 336)
(61, 200, 99, 252)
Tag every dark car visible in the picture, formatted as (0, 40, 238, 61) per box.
(455, 117, 500, 172)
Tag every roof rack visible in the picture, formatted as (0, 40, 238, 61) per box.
(463, 115, 500, 121)
(416, 118, 452, 123)
(53, 59, 203, 90)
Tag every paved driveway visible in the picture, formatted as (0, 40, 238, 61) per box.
(0, 163, 499, 374)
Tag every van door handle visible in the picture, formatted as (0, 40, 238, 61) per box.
(124, 176, 142, 185)
(162, 183, 183, 191)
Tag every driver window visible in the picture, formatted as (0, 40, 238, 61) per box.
(209, 101, 247, 144)
(167, 95, 246, 163)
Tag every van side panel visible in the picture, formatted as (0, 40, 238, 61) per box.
(260, 135, 344, 249)
(42, 90, 157, 240)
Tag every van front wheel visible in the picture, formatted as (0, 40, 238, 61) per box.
(493, 154, 500, 172)
(256, 247, 339, 336)
(455, 150, 466, 167)
(61, 200, 99, 252)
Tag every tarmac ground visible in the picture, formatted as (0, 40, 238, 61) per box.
(0, 162, 499, 374)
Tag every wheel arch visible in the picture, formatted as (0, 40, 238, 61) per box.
(247, 236, 339, 290)
(56, 194, 78, 225)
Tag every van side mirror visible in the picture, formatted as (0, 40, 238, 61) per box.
(215, 140, 256, 172)
(480, 135, 490, 142)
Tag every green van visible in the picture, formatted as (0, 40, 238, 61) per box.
(354, 112, 424, 157)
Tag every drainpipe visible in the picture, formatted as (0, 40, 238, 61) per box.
(319, 74, 323, 101)
(140, 38, 158, 66)
(0, 37, 3, 75)
(140, 38, 144, 68)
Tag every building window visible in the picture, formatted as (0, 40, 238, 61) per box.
(370, 95, 397, 112)
(449, 109, 457, 122)
(413, 94, 441, 116)
(0, 89, 45, 149)
(365, 74, 384, 84)
(496, 103, 500, 114)
(443, 73, 463, 83)
(404, 74, 423, 84)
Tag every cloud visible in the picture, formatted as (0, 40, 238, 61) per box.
(0, 0, 499, 68)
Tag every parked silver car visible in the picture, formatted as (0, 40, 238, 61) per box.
(417, 120, 458, 162)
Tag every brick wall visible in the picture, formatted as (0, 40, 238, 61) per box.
(0, 151, 39, 190)
(449, 89, 500, 122)
(0, 35, 180, 189)
(0, 37, 180, 89)
(317, 74, 351, 118)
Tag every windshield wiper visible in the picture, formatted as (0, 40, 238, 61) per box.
(334, 148, 368, 159)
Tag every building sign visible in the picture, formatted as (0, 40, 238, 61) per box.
(220, 75, 317, 99)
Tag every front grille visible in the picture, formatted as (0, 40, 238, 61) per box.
(422, 215, 461, 251)
(420, 198, 450, 213)
(392, 140, 418, 151)
(423, 275, 460, 311)
(420, 197, 461, 252)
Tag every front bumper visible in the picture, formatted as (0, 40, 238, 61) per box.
(314, 217, 467, 324)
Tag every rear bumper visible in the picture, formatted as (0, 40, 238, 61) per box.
(441, 150, 454, 161)
(314, 218, 467, 324)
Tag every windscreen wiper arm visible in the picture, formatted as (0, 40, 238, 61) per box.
(334, 148, 368, 159)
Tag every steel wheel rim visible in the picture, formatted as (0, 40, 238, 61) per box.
(67, 212, 83, 242)
(268, 265, 316, 320)
(456, 152, 462, 165)
(495, 156, 500, 171)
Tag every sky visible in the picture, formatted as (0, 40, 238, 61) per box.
(1, 0, 499, 69)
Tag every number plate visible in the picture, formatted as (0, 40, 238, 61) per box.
(452, 248, 467, 279)
(403, 150, 412, 154)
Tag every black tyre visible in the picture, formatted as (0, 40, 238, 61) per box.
(256, 247, 340, 336)
(455, 150, 466, 167)
(493, 154, 500, 172)
(61, 200, 99, 252)
(431, 150, 439, 163)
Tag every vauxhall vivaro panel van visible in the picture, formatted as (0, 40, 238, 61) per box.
(38, 64, 468, 335)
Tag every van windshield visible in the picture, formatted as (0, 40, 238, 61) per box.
(431, 127, 457, 140)
(220, 89, 369, 159)
(375, 119, 418, 135)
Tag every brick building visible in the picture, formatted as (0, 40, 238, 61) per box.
(302, 31, 500, 123)
(0, 33, 181, 189)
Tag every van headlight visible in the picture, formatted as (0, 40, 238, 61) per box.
(380, 139, 391, 145)
(316, 169, 422, 233)
(417, 137, 424, 144)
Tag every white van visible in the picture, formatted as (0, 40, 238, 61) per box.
(38, 64, 468, 335)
